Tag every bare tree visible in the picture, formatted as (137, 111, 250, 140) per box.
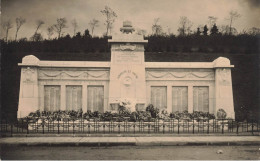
(208, 16, 217, 28)
(31, 20, 44, 41)
(100, 6, 117, 36)
(47, 26, 54, 40)
(219, 25, 237, 35)
(34, 20, 44, 35)
(248, 27, 260, 35)
(53, 18, 67, 38)
(2, 20, 13, 42)
(15, 17, 26, 40)
(226, 10, 241, 35)
(71, 19, 78, 36)
(152, 18, 163, 36)
(89, 18, 99, 36)
(177, 16, 193, 36)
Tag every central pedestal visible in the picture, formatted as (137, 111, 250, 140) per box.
(108, 45, 147, 110)
(108, 22, 148, 111)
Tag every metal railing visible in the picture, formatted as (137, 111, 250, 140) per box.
(0, 118, 259, 135)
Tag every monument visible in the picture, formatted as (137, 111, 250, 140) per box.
(17, 21, 235, 118)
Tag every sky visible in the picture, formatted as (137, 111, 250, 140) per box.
(1, 0, 260, 39)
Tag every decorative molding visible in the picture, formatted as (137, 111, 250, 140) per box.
(146, 71, 214, 80)
(39, 70, 109, 80)
(23, 67, 35, 83)
(123, 76, 132, 87)
(120, 44, 136, 51)
(111, 44, 144, 51)
(218, 68, 231, 85)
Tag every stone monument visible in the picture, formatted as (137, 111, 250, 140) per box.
(17, 21, 235, 118)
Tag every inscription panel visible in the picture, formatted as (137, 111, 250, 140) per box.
(114, 51, 142, 64)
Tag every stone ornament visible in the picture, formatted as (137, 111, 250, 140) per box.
(123, 76, 132, 87)
(23, 67, 35, 83)
(120, 44, 136, 51)
(218, 68, 231, 85)
(22, 55, 39, 65)
(146, 71, 214, 80)
(39, 70, 109, 79)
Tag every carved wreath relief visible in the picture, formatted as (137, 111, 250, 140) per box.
(218, 68, 231, 86)
(23, 67, 35, 83)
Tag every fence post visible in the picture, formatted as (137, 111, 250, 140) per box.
(163, 121, 165, 134)
(236, 121, 239, 135)
(148, 122, 150, 134)
(16, 119, 18, 133)
(231, 119, 233, 133)
(42, 119, 45, 134)
(73, 120, 75, 135)
(257, 121, 259, 132)
(247, 121, 248, 132)
(133, 122, 135, 134)
(177, 119, 179, 134)
(192, 118, 194, 134)
(188, 120, 189, 133)
(222, 119, 224, 134)
(251, 120, 254, 135)
(207, 119, 209, 134)
(11, 123, 13, 136)
(118, 121, 120, 134)
(58, 119, 60, 134)
(26, 118, 29, 134)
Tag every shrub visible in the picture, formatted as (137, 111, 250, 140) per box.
(146, 104, 160, 118)
(217, 109, 227, 119)
(130, 112, 138, 122)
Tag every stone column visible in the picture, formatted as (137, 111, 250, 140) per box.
(18, 55, 39, 118)
(214, 57, 235, 118)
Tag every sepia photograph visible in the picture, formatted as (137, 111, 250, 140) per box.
(0, 0, 259, 160)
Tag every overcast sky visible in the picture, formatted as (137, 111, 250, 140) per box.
(1, 0, 260, 39)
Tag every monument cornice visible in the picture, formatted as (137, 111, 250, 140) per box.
(145, 62, 234, 69)
(18, 61, 111, 68)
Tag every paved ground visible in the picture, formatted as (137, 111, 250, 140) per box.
(1, 136, 259, 146)
(1, 145, 260, 160)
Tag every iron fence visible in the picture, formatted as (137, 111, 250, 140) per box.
(0, 118, 259, 135)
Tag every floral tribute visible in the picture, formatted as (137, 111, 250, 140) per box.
(23, 105, 220, 123)
(117, 98, 136, 112)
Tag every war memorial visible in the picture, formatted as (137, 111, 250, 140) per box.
(17, 21, 235, 119)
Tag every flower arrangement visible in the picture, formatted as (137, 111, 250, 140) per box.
(117, 98, 136, 112)
(23, 105, 217, 122)
(146, 104, 160, 118)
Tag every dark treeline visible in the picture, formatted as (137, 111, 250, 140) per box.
(2, 32, 259, 54)
(1, 33, 260, 121)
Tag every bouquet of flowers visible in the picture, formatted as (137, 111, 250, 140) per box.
(117, 98, 136, 112)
